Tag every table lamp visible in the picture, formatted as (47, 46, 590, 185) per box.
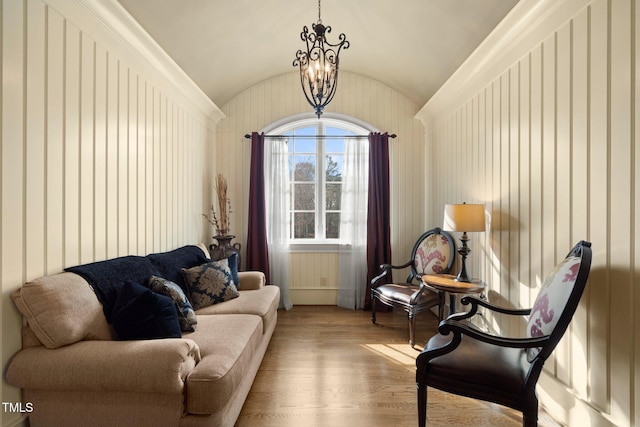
(443, 203, 486, 282)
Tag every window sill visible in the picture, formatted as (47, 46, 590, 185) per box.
(289, 241, 346, 252)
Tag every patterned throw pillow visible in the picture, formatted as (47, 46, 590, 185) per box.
(414, 233, 451, 274)
(526, 255, 581, 362)
(181, 259, 240, 310)
(148, 275, 197, 332)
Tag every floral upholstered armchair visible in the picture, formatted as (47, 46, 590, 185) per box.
(416, 240, 592, 427)
(370, 227, 455, 348)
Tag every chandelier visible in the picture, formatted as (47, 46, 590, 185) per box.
(293, 0, 349, 118)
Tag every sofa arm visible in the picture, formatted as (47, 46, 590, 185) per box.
(6, 338, 200, 394)
(237, 271, 266, 290)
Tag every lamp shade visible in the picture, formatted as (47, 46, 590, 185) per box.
(443, 203, 486, 232)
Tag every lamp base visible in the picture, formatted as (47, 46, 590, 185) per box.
(454, 232, 472, 283)
(454, 269, 472, 283)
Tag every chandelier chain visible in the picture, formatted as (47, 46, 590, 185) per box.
(317, 0, 322, 23)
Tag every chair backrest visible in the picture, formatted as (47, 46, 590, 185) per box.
(526, 240, 592, 362)
(407, 228, 455, 283)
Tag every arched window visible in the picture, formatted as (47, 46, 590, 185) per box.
(267, 117, 372, 242)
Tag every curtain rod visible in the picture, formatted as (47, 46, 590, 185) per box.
(244, 133, 396, 140)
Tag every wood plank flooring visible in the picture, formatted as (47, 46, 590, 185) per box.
(236, 306, 562, 427)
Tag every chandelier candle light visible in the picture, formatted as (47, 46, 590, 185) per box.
(443, 203, 486, 282)
(293, 0, 349, 118)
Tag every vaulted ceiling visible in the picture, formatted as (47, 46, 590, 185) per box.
(117, 0, 519, 109)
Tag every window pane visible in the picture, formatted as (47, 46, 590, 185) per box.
(326, 212, 340, 239)
(295, 138, 316, 152)
(325, 138, 345, 153)
(294, 156, 316, 181)
(325, 183, 341, 210)
(326, 126, 347, 137)
(325, 155, 343, 182)
(295, 126, 315, 138)
(294, 212, 315, 238)
(294, 183, 315, 210)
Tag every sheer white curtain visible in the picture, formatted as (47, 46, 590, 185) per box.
(264, 138, 293, 310)
(337, 137, 369, 309)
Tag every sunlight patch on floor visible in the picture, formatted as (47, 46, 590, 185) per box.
(362, 343, 421, 366)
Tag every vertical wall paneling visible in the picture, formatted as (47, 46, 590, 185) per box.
(518, 53, 531, 312)
(554, 20, 572, 386)
(570, 7, 589, 399)
(1, 0, 223, 418)
(417, 0, 638, 424)
(588, 0, 611, 413)
(634, 2, 640, 425)
(127, 68, 137, 255)
(118, 60, 128, 256)
(64, 21, 80, 267)
(46, 6, 65, 274)
(508, 63, 520, 338)
(2, 0, 26, 417)
(94, 44, 107, 262)
(609, 0, 633, 422)
(80, 32, 95, 264)
(26, 0, 46, 279)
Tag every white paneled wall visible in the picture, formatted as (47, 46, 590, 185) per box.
(418, 0, 638, 425)
(216, 71, 426, 304)
(1, 1, 222, 424)
(289, 252, 339, 304)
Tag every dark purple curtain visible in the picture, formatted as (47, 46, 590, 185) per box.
(246, 132, 271, 283)
(365, 132, 392, 310)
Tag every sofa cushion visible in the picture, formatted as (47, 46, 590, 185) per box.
(111, 282, 182, 341)
(195, 286, 280, 336)
(184, 314, 263, 414)
(148, 275, 197, 332)
(182, 259, 240, 310)
(12, 272, 113, 349)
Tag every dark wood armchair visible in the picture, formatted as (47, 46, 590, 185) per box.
(416, 240, 592, 427)
(371, 227, 455, 348)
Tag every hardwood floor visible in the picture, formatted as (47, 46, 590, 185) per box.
(236, 306, 562, 427)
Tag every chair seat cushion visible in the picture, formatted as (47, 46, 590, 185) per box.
(375, 284, 439, 305)
(424, 332, 530, 396)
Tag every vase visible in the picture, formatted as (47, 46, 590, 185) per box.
(209, 235, 242, 269)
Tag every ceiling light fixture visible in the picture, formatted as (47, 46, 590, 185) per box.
(293, 0, 349, 118)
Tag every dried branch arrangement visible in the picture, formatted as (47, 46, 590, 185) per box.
(202, 173, 232, 236)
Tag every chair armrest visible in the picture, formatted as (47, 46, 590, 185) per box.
(6, 338, 200, 393)
(448, 295, 531, 321)
(370, 260, 414, 287)
(237, 271, 266, 290)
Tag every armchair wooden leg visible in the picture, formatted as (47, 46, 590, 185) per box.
(409, 313, 416, 348)
(417, 382, 427, 427)
(522, 402, 538, 427)
(371, 294, 377, 324)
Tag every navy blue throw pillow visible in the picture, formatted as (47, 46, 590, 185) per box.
(111, 281, 181, 340)
(226, 252, 240, 286)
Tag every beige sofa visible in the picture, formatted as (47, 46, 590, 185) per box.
(6, 244, 280, 427)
